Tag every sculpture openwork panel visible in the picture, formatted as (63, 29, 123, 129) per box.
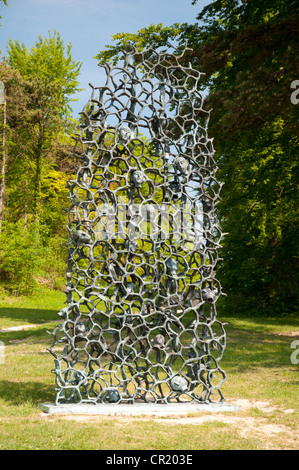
(49, 46, 227, 405)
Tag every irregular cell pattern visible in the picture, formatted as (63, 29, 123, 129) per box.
(48, 46, 227, 405)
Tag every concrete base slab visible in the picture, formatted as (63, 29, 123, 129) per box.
(39, 402, 240, 416)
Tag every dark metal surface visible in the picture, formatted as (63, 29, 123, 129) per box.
(49, 46, 227, 405)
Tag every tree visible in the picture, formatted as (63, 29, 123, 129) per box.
(0, 61, 29, 229)
(0, 31, 81, 295)
(7, 30, 82, 117)
(95, 0, 299, 315)
(191, 0, 299, 315)
(0, 60, 72, 294)
(0, 0, 9, 230)
(5, 31, 82, 225)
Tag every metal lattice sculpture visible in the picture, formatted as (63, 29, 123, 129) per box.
(49, 46, 227, 405)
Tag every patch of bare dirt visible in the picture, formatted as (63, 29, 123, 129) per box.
(0, 321, 60, 333)
(0, 325, 37, 332)
(149, 415, 288, 439)
(273, 331, 299, 337)
(41, 398, 297, 444)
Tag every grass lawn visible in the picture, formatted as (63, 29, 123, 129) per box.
(0, 287, 298, 450)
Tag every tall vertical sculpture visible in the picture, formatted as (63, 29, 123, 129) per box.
(49, 46, 227, 405)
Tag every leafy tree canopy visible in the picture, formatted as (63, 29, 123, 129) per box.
(94, 0, 299, 316)
(193, 0, 299, 32)
(7, 30, 82, 117)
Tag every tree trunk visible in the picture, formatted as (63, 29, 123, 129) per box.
(0, 83, 6, 233)
(32, 123, 44, 225)
(33, 150, 42, 224)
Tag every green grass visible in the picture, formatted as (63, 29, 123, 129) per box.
(0, 287, 298, 450)
(0, 288, 65, 328)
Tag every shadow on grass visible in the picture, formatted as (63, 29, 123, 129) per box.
(0, 380, 55, 406)
(0, 307, 60, 325)
(219, 313, 299, 327)
(1, 309, 298, 396)
(0, 325, 57, 344)
(223, 323, 299, 373)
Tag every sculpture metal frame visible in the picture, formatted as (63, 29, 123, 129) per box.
(49, 46, 227, 405)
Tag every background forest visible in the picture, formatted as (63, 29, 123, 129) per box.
(0, 0, 298, 317)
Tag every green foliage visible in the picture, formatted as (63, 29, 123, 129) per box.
(0, 32, 81, 296)
(95, 23, 183, 65)
(94, 0, 299, 316)
(0, 220, 39, 295)
(0, 220, 66, 296)
(40, 168, 70, 234)
(1, 60, 72, 225)
(7, 30, 82, 117)
(194, 0, 299, 32)
(2, 30, 81, 225)
(194, 0, 299, 315)
(217, 118, 298, 316)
